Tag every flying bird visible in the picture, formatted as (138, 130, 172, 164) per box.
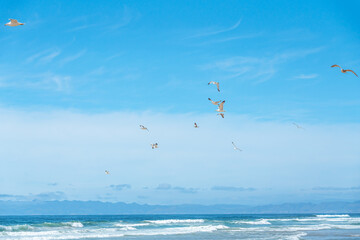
(331, 65, 358, 77)
(140, 125, 149, 131)
(217, 113, 225, 118)
(194, 122, 199, 128)
(232, 142, 242, 151)
(216, 100, 226, 112)
(151, 143, 159, 149)
(293, 122, 305, 130)
(208, 81, 220, 92)
(5, 19, 24, 27)
(105, 170, 110, 175)
(208, 98, 222, 105)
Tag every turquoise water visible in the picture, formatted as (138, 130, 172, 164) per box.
(0, 214, 359, 239)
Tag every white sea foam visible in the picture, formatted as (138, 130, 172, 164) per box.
(127, 224, 229, 236)
(231, 223, 360, 233)
(332, 225, 360, 230)
(316, 214, 350, 218)
(285, 232, 307, 240)
(1, 224, 228, 239)
(146, 219, 205, 224)
(114, 223, 150, 227)
(233, 219, 271, 225)
(39, 222, 84, 228)
(0, 224, 34, 231)
(119, 226, 136, 231)
(66, 222, 84, 228)
(267, 216, 360, 223)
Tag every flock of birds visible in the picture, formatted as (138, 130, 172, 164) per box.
(3, 19, 357, 176)
(137, 81, 226, 155)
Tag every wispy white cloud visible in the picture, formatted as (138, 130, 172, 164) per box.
(110, 184, 131, 191)
(211, 186, 256, 192)
(186, 19, 242, 39)
(26, 49, 61, 64)
(23, 72, 72, 92)
(312, 186, 360, 191)
(294, 74, 319, 79)
(59, 50, 86, 66)
(106, 5, 137, 31)
(39, 50, 61, 63)
(201, 56, 275, 82)
(156, 184, 198, 194)
(201, 47, 325, 83)
(203, 33, 263, 44)
(68, 23, 100, 32)
(0, 192, 66, 201)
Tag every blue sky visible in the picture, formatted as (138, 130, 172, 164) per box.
(0, 0, 359, 205)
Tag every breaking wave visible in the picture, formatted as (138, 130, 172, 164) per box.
(316, 214, 350, 218)
(0, 214, 358, 239)
(233, 219, 271, 225)
(146, 219, 205, 224)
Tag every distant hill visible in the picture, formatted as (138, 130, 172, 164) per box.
(0, 200, 359, 215)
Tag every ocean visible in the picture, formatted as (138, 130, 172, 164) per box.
(0, 214, 359, 239)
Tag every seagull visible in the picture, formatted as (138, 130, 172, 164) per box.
(208, 98, 222, 105)
(216, 100, 226, 112)
(331, 65, 358, 77)
(140, 125, 149, 131)
(208, 81, 220, 92)
(105, 170, 110, 175)
(151, 143, 158, 149)
(194, 122, 199, 128)
(232, 142, 242, 151)
(217, 113, 225, 118)
(293, 122, 305, 130)
(5, 19, 24, 27)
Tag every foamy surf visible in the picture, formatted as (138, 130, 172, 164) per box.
(316, 214, 350, 217)
(126, 224, 229, 236)
(233, 219, 271, 225)
(0, 214, 358, 239)
(114, 223, 150, 227)
(146, 219, 205, 224)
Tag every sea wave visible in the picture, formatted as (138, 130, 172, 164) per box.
(0, 224, 34, 232)
(316, 214, 350, 218)
(0, 224, 228, 239)
(231, 223, 360, 232)
(118, 226, 137, 231)
(267, 216, 360, 223)
(146, 219, 205, 224)
(285, 232, 307, 240)
(41, 221, 84, 228)
(127, 224, 229, 236)
(114, 223, 150, 227)
(233, 219, 271, 225)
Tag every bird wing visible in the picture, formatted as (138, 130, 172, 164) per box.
(208, 98, 215, 104)
(331, 64, 341, 68)
(216, 82, 220, 92)
(344, 69, 358, 77)
(218, 101, 225, 110)
(10, 19, 18, 24)
(232, 142, 242, 151)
